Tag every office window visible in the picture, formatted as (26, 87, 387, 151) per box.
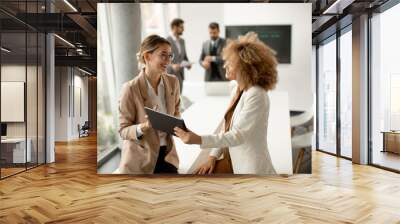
(371, 3, 400, 171)
(339, 29, 352, 158)
(97, 7, 120, 159)
(141, 4, 179, 38)
(317, 36, 337, 154)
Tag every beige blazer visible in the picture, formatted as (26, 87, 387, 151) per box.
(118, 71, 181, 174)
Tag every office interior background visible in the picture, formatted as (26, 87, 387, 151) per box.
(0, 0, 97, 179)
(1, 0, 399, 177)
(0, 0, 400, 222)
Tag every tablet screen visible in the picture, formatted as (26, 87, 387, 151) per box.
(144, 107, 187, 135)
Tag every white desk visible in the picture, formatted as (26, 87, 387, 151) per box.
(175, 90, 293, 175)
(175, 96, 230, 174)
(1, 138, 32, 163)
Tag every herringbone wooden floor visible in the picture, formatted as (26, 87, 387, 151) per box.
(1, 134, 400, 223)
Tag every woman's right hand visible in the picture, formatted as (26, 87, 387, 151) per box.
(139, 115, 152, 132)
(193, 156, 217, 175)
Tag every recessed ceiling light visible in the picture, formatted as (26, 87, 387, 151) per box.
(1, 47, 11, 53)
(63, 0, 78, 12)
(54, 34, 75, 48)
(78, 67, 92, 76)
(323, 0, 354, 15)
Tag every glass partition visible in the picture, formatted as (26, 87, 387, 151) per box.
(1, 31, 28, 178)
(0, 1, 46, 179)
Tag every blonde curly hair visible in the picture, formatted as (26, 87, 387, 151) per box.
(222, 32, 278, 91)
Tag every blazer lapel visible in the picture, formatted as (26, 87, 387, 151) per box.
(137, 71, 155, 109)
(168, 36, 179, 62)
(231, 90, 245, 126)
(208, 40, 213, 54)
(161, 74, 175, 115)
(172, 41, 179, 57)
(179, 39, 184, 57)
(216, 38, 222, 53)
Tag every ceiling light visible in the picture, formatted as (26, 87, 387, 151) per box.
(78, 67, 92, 76)
(63, 0, 78, 12)
(54, 34, 75, 48)
(1, 47, 11, 53)
(323, 0, 356, 15)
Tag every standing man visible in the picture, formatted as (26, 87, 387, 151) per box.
(200, 22, 227, 82)
(167, 18, 191, 93)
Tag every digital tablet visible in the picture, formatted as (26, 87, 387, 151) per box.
(144, 107, 187, 135)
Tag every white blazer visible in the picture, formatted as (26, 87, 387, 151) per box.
(200, 86, 276, 175)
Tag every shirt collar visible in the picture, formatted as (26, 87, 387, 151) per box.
(211, 37, 220, 44)
(171, 33, 180, 42)
(145, 75, 164, 92)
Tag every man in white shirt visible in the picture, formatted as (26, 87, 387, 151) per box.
(167, 18, 191, 93)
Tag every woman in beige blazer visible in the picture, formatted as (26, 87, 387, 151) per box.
(117, 35, 181, 174)
(174, 32, 278, 175)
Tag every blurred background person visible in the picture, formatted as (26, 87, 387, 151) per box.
(200, 22, 227, 82)
(167, 18, 192, 93)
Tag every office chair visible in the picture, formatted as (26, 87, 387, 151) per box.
(290, 109, 313, 173)
(79, 121, 90, 138)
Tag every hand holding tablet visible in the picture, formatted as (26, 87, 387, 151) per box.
(144, 107, 187, 136)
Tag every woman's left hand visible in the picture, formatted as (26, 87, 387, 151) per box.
(174, 127, 202, 145)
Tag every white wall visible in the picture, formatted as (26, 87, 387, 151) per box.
(55, 67, 89, 141)
(179, 3, 225, 84)
(55, 67, 68, 141)
(224, 3, 312, 111)
(1, 66, 26, 126)
(72, 74, 89, 138)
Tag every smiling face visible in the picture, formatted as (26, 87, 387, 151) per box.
(144, 43, 173, 75)
(224, 60, 237, 81)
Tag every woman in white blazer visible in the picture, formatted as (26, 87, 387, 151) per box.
(174, 32, 278, 175)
